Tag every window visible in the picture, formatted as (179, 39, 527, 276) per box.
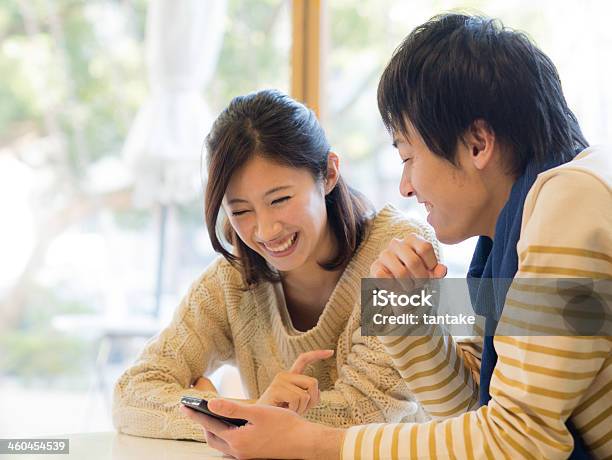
(0, 0, 290, 436)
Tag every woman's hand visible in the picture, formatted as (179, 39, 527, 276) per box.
(181, 399, 344, 460)
(370, 233, 447, 280)
(256, 349, 334, 415)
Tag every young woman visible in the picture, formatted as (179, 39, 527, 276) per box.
(113, 89, 438, 441)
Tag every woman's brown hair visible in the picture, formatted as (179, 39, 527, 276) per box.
(204, 89, 373, 286)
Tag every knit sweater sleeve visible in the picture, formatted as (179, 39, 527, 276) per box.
(305, 211, 441, 427)
(112, 258, 235, 442)
(305, 330, 430, 427)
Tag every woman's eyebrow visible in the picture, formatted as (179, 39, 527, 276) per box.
(263, 185, 293, 197)
(227, 185, 293, 205)
(227, 197, 249, 205)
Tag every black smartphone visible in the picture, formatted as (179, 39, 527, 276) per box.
(180, 396, 248, 427)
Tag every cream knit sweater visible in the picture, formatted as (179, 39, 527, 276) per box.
(112, 205, 437, 441)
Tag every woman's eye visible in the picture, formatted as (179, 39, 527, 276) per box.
(401, 157, 412, 164)
(231, 210, 249, 216)
(272, 196, 291, 205)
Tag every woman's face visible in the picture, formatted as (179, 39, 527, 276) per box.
(223, 155, 333, 273)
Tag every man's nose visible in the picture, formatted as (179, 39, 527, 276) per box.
(400, 174, 415, 198)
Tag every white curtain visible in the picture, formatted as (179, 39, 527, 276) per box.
(123, 0, 227, 207)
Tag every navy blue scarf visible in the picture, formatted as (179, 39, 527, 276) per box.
(467, 156, 591, 459)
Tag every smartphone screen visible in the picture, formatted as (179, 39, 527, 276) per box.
(180, 396, 248, 427)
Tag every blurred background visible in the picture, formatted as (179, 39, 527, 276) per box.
(1, 0, 610, 436)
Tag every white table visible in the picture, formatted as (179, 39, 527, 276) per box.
(3, 432, 225, 460)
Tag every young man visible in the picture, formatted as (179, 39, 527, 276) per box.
(182, 13, 611, 459)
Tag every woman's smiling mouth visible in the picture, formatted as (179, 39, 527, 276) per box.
(261, 232, 299, 257)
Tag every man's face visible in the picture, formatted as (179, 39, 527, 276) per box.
(393, 123, 491, 244)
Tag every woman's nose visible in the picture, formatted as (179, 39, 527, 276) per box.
(255, 215, 282, 242)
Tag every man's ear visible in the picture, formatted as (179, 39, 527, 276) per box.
(465, 119, 496, 171)
(325, 151, 341, 194)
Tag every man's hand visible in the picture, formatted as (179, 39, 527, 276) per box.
(370, 233, 447, 280)
(256, 349, 334, 415)
(180, 399, 345, 460)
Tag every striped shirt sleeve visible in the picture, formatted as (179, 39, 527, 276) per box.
(378, 332, 481, 419)
(344, 166, 612, 459)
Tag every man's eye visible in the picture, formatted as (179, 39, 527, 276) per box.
(272, 196, 291, 205)
(231, 210, 249, 216)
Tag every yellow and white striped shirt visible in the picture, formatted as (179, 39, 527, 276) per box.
(343, 146, 612, 459)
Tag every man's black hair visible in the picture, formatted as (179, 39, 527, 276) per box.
(378, 13, 588, 175)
